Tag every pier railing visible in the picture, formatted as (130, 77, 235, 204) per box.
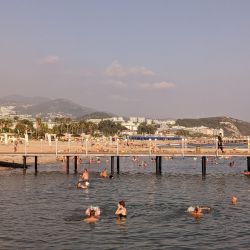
(1, 138, 250, 176)
(0, 138, 249, 156)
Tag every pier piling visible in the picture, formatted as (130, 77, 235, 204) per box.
(74, 156, 78, 173)
(159, 156, 162, 174)
(117, 156, 120, 174)
(66, 156, 70, 174)
(34, 156, 38, 174)
(202, 156, 206, 178)
(111, 156, 114, 175)
(156, 156, 162, 175)
(23, 156, 27, 169)
(247, 157, 250, 171)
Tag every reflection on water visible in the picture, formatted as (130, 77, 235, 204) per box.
(0, 157, 249, 249)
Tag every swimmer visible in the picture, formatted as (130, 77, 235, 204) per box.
(76, 180, 89, 189)
(100, 168, 108, 178)
(187, 205, 211, 218)
(231, 196, 237, 205)
(190, 206, 203, 218)
(81, 168, 89, 181)
(115, 200, 127, 219)
(89, 158, 93, 164)
(84, 209, 99, 223)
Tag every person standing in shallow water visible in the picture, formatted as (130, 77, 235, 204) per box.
(100, 168, 108, 178)
(218, 133, 224, 153)
(81, 168, 89, 181)
(115, 200, 127, 219)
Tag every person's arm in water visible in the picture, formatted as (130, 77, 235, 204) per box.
(115, 205, 127, 215)
(199, 206, 211, 211)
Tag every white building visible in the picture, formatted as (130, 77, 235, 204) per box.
(138, 117, 146, 123)
(146, 119, 152, 125)
(129, 117, 138, 123)
(111, 117, 124, 123)
(87, 119, 102, 124)
(165, 120, 176, 125)
(0, 106, 16, 117)
(121, 121, 138, 134)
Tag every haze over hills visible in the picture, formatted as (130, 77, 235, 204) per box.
(0, 95, 112, 119)
(176, 117, 250, 136)
(0, 94, 51, 106)
(1, 95, 250, 136)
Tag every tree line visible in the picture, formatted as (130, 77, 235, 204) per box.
(0, 117, 158, 138)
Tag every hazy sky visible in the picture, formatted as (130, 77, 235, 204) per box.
(0, 0, 250, 120)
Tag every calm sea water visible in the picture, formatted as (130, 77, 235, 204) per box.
(0, 157, 249, 250)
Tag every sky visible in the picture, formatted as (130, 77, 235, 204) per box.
(0, 0, 250, 120)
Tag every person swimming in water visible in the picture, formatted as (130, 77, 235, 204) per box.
(100, 168, 108, 178)
(231, 196, 238, 205)
(84, 209, 99, 223)
(76, 180, 89, 189)
(115, 200, 127, 219)
(191, 206, 203, 218)
(187, 205, 211, 218)
(81, 168, 89, 181)
(187, 205, 211, 212)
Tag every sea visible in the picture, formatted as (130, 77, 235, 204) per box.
(0, 156, 249, 250)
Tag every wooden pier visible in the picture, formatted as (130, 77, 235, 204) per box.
(1, 151, 250, 177)
(1, 135, 250, 176)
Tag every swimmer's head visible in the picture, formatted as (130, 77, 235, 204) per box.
(89, 209, 95, 217)
(231, 196, 237, 205)
(109, 175, 113, 179)
(119, 200, 125, 207)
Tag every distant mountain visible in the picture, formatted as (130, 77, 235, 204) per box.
(0, 95, 50, 106)
(18, 98, 97, 118)
(176, 116, 250, 136)
(0, 95, 112, 119)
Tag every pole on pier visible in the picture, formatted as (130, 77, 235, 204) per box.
(215, 138, 218, 157)
(23, 155, 27, 175)
(182, 138, 185, 157)
(34, 156, 38, 175)
(156, 156, 162, 175)
(202, 156, 206, 178)
(247, 157, 250, 171)
(111, 156, 114, 175)
(117, 156, 120, 174)
(74, 156, 78, 173)
(66, 156, 70, 174)
(159, 156, 162, 174)
(156, 156, 159, 174)
(23, 156, 27, 169)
